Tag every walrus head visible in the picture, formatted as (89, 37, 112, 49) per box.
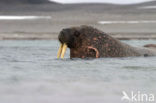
(57, 25, 122, 59)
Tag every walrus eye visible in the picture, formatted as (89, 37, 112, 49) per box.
(74, 31, 80, 37)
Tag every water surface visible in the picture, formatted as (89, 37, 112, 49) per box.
(0, 40, 156, 103)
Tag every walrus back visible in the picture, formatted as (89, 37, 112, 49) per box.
(107, 37, 156, 57)
(120, 42, 156, 57)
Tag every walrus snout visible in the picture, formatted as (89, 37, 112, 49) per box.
(57, 29, 71, 59)
(58, 29, 71, 44)
(58, 28, 81, 48)
(57, 28, 80, 59)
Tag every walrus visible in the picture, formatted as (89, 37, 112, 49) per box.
(57, 25, 156, 59)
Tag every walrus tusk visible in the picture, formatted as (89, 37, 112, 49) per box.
(57, 43, 67, 59)
(61, 43, 67, 58)
(57, 43, 63, 58)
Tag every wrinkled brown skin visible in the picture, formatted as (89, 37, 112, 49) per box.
(58, 25, 156, 59)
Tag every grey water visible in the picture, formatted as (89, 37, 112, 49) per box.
(0, 40, 156, 103)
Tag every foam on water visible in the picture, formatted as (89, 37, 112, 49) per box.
(98, 20, 156, 24)
(0, 16, 51, 20)
(0, 40, 156, 103)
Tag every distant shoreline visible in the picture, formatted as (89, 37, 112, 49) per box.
(0, 32, 156, 40)
(49, 0, 154, 5)
(0, 0, 156, 40)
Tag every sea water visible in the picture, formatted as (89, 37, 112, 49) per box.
(0, 40, 156, 103)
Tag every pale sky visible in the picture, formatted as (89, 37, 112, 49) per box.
(50, 0, 153, 4)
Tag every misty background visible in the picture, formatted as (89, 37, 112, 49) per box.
(0, 0, 156, 40)
(51, 0, 153, 4)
